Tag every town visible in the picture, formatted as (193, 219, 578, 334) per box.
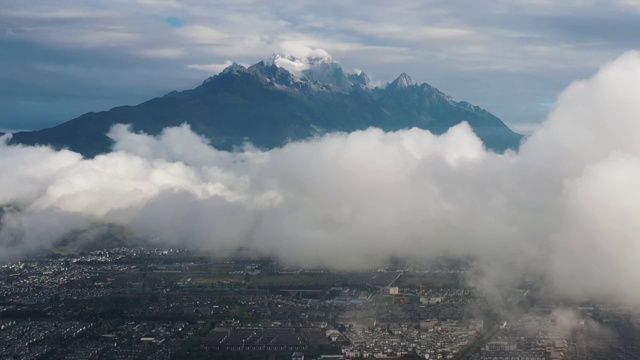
(0, 248, 637, 359)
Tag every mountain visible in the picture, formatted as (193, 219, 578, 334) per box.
(8, 55, 522, 157)
(267, 54, 353, 91)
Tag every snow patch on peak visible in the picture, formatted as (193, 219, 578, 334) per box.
(266, 54, 308, 77)
(274, 44, 332, 63)
(221, 62, 246, 74)
(390, 73, 414, 88)
(348, 71, 378, 90)
(263, 50, 381, 91)
(266, 52, 335, 77)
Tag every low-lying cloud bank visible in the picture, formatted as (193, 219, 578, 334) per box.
(3, 51, 640, 304)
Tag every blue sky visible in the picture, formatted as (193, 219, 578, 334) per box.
(1, 0, 639, 133)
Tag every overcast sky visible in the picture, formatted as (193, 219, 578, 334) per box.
(1, 0, 639, 133)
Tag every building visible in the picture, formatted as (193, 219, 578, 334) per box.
(382, 287, 399, 295)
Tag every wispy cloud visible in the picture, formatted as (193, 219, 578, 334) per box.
(176, 24, 228, 45)
(187, 60, 234, 73)
(137, 47, 185, 59)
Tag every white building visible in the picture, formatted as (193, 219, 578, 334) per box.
(382, 287, 399, 295)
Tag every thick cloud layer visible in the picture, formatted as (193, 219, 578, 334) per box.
(2, 51, 640, 304)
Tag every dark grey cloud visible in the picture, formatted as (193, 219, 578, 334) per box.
(530, 12, 640, 47)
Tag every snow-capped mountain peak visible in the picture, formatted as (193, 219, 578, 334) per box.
(220, 62, 246, 74)
(389, 73, 414, 88)
(10, 51, 523, 156)
(348, 71, 377, 90)
(266, 53, 356, 92)
(266, 53, 334, 77)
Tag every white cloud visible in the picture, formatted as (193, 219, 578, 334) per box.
(3, 52, 640, 306)
(4, 0, 640, 305)
(177, 24, 228, 45)
(507, 122, 541, 135)
(277, 43, 332, 60)
(339, 21, 475, 42)
(187, 60, 234, 73)
(137, 47, 185, 59)
(133, 0, 183, 9)
(1, 9, 121, 21)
